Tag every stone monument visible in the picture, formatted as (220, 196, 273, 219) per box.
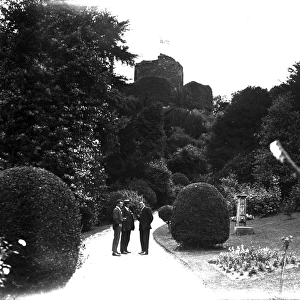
(234, 193, 254, 235)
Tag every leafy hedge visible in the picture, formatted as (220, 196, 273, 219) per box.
(0, 166, 81, 293)
(144, 159, 174, 207)
(220, 174, 281, 217)
(128, 178, 157, 207)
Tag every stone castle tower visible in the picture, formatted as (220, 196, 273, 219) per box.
(134, 54, 183, 92)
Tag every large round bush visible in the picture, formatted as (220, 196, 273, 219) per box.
(0, 167, 81, 293)
(171, 182, 230, 247)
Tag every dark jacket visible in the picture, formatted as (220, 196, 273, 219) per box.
(138, 206, 153, 231)
(112, 206, 123, 229)
(122, 207, 135, 231)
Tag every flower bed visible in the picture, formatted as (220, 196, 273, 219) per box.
(208, 244, 300, 280)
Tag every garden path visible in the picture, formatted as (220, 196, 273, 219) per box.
(20, 212, 215, 300)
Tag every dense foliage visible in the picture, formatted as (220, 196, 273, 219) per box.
(253, 93, 300, 195)
(167, 144, 207, 181)
(171, 182, 230, 247)
(127, 178, 157, 207)
(0, 0, 136, 210)
(220, 174, 282, 217)
(0, 166, 81, 293)
(144, 159, 174, 207)
(105, 102, 166, 183)
(206, 86, 272, 182)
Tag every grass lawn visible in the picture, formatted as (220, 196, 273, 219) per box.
(153, 212, 300, 299)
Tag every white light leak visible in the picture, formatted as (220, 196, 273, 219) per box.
(270, 140, 285, 162)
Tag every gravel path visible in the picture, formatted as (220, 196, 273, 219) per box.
(20, 213, 215, 300)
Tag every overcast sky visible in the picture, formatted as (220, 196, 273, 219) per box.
(70, 0, 300, 99)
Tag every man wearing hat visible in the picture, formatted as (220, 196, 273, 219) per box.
(137, 200, 153, 255)
(120, 199, 135, 254)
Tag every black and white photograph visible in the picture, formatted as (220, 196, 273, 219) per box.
(1, 1, 300, 299)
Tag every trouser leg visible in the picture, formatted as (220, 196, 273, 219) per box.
(125, 231, 131, 251)
(120, 231, 126, 252)
(143, 230, 150, 253)
(112, 226, 121, 252)
(140, 230, 144, 252)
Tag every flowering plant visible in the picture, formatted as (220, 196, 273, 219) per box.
(208, 242, 299, 279)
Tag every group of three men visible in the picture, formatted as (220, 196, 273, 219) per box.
(112, 199, 153, 256)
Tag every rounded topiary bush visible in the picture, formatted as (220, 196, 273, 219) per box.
(171, 172, 189, 186)
(158, 205, 173, 232)
(0, 166, 81, 293)
(171, 182, 230, 247)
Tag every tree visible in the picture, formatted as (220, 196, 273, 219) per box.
(212, 95, 230, 116)
(167, 144, 207, 181)
(253, 93, 300, 194)
(283, 62, 300, 110)
(164, 108, 207, 140)
(105, 102, 167, 183)
(0, 1, 137, 204)
(205, 86, 272, 180)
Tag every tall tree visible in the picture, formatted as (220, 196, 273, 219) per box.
(205, 86, 272, 181)
(253, 93, 300, 193)
(105, 102, 166, 183)
(0, 0, 136, 202)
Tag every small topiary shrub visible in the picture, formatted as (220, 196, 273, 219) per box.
(158, 205, 173, 232)
(0, 166, 81, 293)
(171, 172, 189, 186)
(171, 182, 230, 247)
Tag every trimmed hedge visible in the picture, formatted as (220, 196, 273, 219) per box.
(171, 182, 230, 247)
(0, 166, 81, 293)
(158, 205, 173, 225)
(171, 172, 189, 186)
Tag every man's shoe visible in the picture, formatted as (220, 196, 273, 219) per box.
(141, 252, 148, 255)
(125, 251, 131, 253)
(112, 252, 121, 256)
(121, 252, 128, 254)
(139, 251, 145, 255)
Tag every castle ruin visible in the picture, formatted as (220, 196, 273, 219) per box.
(134, 54, 183, 92)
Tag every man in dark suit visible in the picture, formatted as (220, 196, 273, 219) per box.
(112, 200, 124, 256)
(137, 200, 153, 255)
(120, 199, 135, 254)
